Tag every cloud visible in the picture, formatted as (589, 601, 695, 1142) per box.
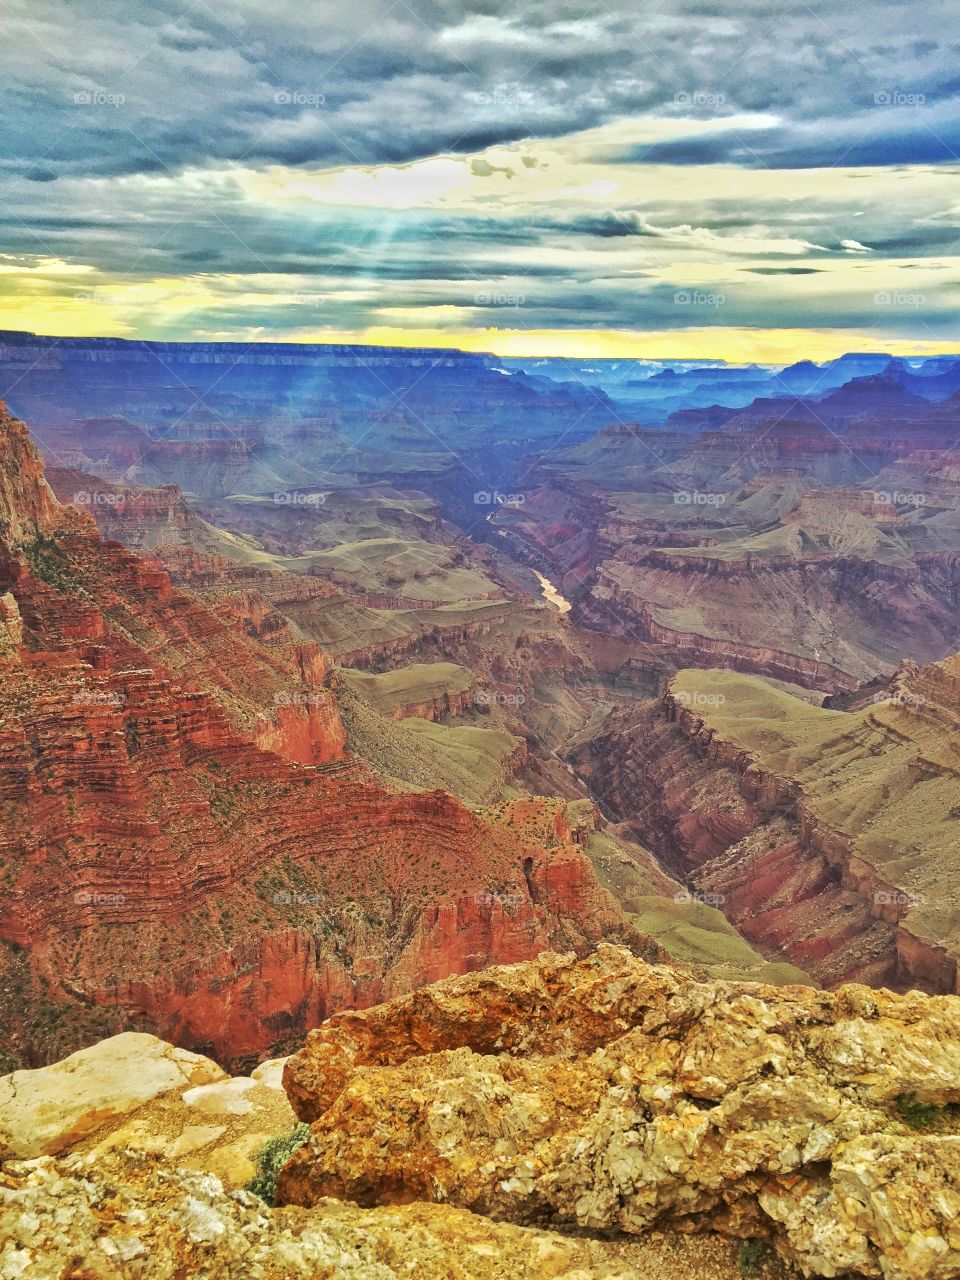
(2, 0, 959, 181)
(1, 1, 959, 348)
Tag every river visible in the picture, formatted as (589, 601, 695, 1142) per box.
(533, 570, 572, 614)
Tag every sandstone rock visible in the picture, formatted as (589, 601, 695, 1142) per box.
(0, 1148, 772, 1280)
(0, 1033, 301, 1192)
(250, 1057, 287, 1090)
(182, 1077, 259, 1116)
(0, 1032, 226, 1158)
(80, 1061, 295, 1191)
(279, 945, 960, 1279)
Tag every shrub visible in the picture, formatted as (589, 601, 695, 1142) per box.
(245, 1122, 311, 1205)
(896, 1091, 941, 1130)
(736, 1239, 766, 1276)
(21, 534, 79, 594)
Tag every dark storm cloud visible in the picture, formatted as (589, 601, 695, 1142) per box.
(2, 0, 960, 344)
(745, 268, 824, 275)
(2, 0, 960, 182)
(638, 117, 960, 169)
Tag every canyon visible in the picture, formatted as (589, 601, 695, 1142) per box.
(3, 335, 960, 1277)
(4, 337, 960, 1069)
(0, 401, 658, 1071)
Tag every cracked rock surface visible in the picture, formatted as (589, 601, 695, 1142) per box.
(0, 1148, 764, 1280)
(278, 944, 960, 1280)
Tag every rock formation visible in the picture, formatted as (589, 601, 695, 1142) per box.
(0, 1027, 773, 1280)
(2, 1150, 745, 1280)
(569, 660, 960, 993)
(0, 1031, 296, 1189)
(278, 945, 960, 1280)
(0, 402, 656, 1070)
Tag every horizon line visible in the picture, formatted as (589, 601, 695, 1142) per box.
(4, 325, 960, 368)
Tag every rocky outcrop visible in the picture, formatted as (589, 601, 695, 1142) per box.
(582, 564, 860, 690)
(0, 1033, 296, 1189)
(0, 1033, 227, 1159)
(0, 1148, 731, 1280)
(337, 663, 477, 722)
(0, 405, 68, 545)
(278, 945, 960, 1280)
(253, 692, 347, 764)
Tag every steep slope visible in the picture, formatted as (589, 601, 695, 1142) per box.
(0, 402, 654, 1071)
(569, 660, 960, 993)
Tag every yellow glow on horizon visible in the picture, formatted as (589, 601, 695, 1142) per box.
(1, 256, 958, 366)
(3, 301, 959, 364)
(293, 325, 960, 364)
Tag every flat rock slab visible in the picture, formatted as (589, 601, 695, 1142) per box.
(0, 1032, 227, 1158)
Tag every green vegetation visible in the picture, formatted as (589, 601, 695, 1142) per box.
(337, 680, 521, 804)
(896, 1092, 942, 1131)
(582, 828, 809, 985)
(736, 1238, 767, 1277)
(281, 592, 508, 659)
(340, 662, 473, 717)
(245, 1123, 311, 1205)
(21, 534, 82, 594)
(301, 536, 498, 602)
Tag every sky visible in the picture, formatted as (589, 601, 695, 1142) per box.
(1, 0, 960, 361)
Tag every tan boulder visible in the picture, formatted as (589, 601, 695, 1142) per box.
(0, 1032, 226, 1158)
(0, 1149, 766, 1280)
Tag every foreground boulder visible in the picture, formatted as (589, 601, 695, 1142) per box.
(0, 1034, 295, 1188)
(0, 1033, 226, 1159)
(278, 945, 960, 1280)
(0, 1148, 757, 1280)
